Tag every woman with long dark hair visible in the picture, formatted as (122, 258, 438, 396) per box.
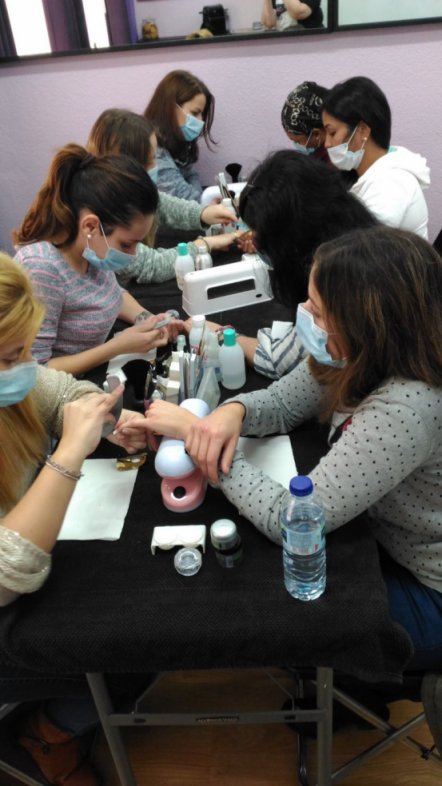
(144, 70, 215, 200)
(133, 226, 442, 671)
(13, 145, 172, 376)
(207, 150, 377, 378)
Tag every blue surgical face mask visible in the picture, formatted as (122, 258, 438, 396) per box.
(291, 131, 315, 156)
(178, 107, 204, 142)
(83, 223, 137, 272)
(327, 125, 366, 171)
(296, 304, 345, 368)
(0, 359, 38, 407)
(147, 165, 158, 184)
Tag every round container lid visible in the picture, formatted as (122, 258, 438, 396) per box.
(192, 314, 206, 327)
(174, 547, 202, 576)
(210, 519, 237, 542)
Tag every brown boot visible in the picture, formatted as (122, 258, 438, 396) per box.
(16, 707, 100, 786)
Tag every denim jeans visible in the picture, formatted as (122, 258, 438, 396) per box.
(380, 548, 442, 671)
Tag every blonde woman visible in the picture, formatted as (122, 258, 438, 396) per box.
(0, 253, 146, 784)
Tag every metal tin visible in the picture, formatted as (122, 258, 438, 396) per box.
(195, 251, 213, 271)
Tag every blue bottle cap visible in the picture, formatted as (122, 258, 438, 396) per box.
(289, 475, 313, 497)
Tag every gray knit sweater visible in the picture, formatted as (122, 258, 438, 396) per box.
(220, 359, 442, 592)
(118, 191, 206, 285)
(0, 366, 100, 605)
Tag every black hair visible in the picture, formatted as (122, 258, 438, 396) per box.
(239, 150, 378, 309)
(323, 76, 391, 149)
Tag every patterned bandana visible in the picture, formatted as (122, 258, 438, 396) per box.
(281, 81, 328, 136)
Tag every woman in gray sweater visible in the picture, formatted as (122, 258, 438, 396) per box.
(133, 226, 442, 670)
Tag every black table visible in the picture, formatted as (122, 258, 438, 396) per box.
(0, 249, 413, 786)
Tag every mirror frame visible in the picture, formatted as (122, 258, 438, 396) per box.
(1, 0, 442, 65)
(1, 0, 332, 64)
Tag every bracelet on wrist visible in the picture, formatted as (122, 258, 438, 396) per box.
(196, 236, 211, 254)
(45, 455, 83, 482)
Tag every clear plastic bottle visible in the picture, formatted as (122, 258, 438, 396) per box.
(221, 198, 237, 233)
(175, 242, 194, 291)
(280, 475, 326, 601)
(188, 314, 206, 354)
(202, 330, 222, 381)
(219, 328, 246, 389)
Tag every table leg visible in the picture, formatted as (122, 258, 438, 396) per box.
(316, 667, 333, 786)
(86, 673, 137, 786)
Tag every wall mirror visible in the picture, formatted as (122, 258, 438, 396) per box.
(2, 0, 442, 62)
(335, 0, 442, 29)
(1, 0, 330, 61)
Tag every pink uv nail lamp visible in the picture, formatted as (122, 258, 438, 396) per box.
(154, 399, 210, 512)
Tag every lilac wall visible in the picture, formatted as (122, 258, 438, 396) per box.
(0, 24, 441, 253)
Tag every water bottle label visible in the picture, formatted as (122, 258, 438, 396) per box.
(282, 526, 324, 556)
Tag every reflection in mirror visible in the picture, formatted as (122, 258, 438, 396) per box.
(135, 0, 326, 40)
(338, 0, 442, 28)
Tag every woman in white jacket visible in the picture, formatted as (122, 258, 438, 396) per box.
(322, 76, 430, 239)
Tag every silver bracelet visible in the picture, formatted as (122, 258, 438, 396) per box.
(135, 309, 152, 324)
(45, 455, 83, 482)
(196, 236, 211, 254)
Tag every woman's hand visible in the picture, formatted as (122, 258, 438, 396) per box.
(236, 230, 256, 254)
(201, 204, 237, 226)
(201, 232, 237, 253)
(111, 315, 169, 356)
(113, 400, 197, 451)
(185, 403, 245, 483)
(59, 385, 125, 460)
(107, 409, 148, 454)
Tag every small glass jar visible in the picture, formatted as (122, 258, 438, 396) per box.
(210, 519, 243, 568)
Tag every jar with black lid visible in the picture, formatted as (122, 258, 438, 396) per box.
(210, 519, 243, 568)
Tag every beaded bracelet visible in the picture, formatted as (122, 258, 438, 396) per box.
(45, 455, 83, 481)
(196, 236, 211, 254)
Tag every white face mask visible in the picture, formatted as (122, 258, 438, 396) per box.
(327, 126, 366, 171)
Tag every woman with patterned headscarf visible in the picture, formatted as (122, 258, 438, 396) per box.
(281, 81, 329, 164)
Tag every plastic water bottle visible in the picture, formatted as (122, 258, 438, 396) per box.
(175, 242, 194, 290)
(280, 476, 326, 601)
(219, 328, 246, 389)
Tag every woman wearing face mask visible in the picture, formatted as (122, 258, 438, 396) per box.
(13, 145, 176, 376)
(144, 70, 215, 200)
(86, 108, 241, 285)
(281, 81, 329, 164)
(323, 76, 430, 238)
(124, 226, 442, 672)
(0, 252, 149, 783)
(204, 150, 377, 379)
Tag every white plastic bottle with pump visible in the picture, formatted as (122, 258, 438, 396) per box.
(280, 475, 326, 601)
(175, 242, 194, 291)
(219, 328, 246, 389)
(188, 314, 206, 354)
